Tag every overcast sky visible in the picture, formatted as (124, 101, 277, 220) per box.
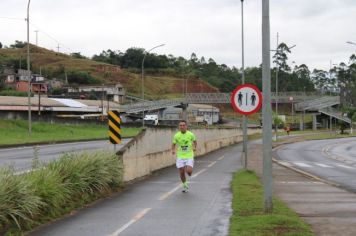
(1, 0, 355, 71)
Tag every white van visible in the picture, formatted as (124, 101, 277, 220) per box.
(144, 114, 159, 125)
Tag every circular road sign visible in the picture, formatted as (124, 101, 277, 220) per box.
(231, 84, 262, 115)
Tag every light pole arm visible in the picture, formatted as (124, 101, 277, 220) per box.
(141, 43, 165, 127)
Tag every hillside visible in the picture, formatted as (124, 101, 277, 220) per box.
(0, 45, 218, 100)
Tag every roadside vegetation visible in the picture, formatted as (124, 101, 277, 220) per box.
(0, 119, 140, 146)
(229, 170, 313, 236)
(0, 151, 123, 235)
(303, 131, 356, 141)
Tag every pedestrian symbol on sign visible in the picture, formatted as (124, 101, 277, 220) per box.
(231, 84, 262, 115)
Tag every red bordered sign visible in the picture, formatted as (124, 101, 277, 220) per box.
(231, 84, 262, 115)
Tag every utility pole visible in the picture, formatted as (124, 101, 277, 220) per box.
(262, 0, 273, 213)
(56, 44, 60, 53)
(38, 89, 41, 116)
(34, 30, 38, 46)
(101, 85, 105, 119)
(274, 32, 279, 141)
(27, 0, 32, 135)
(241, 0, 248, 169)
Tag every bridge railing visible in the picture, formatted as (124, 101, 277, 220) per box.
(295, 96, 340, 111)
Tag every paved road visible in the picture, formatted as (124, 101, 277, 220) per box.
(275, 137, 356, 192)
(29, 144, 243, 236)
(0, 139, 130, 172)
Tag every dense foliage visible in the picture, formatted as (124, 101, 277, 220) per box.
(92, 45, 316, 93)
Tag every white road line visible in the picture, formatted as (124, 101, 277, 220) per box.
(207, 161, 217, 168)
(218, 156, 225, 161)
(159, 184, 181, 201)
(192, 169, 207, 178)
(294, 162, 312, 168)
(336, 164, 354, 169)
(277, 181, 322, 184)
(314, 163, 333, 168)
(109, 208, 151, 236)
(159, 168, 207, 201)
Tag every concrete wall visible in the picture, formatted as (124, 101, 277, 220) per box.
(117, 127, 261, 182)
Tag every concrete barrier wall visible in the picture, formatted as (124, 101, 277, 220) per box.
(117, 127, 261, 182)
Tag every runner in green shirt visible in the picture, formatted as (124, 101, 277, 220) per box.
(171, 120, 197, 193)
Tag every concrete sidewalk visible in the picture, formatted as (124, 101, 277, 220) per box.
(248, 143, 356, 236)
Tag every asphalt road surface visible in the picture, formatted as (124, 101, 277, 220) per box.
(275, 137, 356, 192)
(0, 139, 130, 172)
(29, 143, 243, 236)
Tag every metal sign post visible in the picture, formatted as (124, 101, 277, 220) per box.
(231, 84, 262, 169)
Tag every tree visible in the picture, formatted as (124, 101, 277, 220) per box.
(273, 43, 292, 72)
(336, 55, 356, 106)
(312, 69, 328, 91)
(10, 40, 26, 49)
(70, 52, 87, 59)
(0, 42, 2, 49)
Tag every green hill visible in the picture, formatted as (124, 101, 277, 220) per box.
(0, 45, 218, 100)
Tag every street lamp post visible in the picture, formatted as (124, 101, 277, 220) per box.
(141, 44, 165, 127)
(273, 39, 296, 141)
(262, 0, 273, 213)
(27, 0, 32, 134)
(241, 0, 248, 169)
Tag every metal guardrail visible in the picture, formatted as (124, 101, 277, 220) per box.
(121, 99, 184, 114)
(185, 92, 329, 104)
(119, 92, 338, 115)
(294, 96, 340, 111)
(319, 107, 351, 124)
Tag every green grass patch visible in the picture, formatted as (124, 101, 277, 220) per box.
(0, 119, 141, 146)
(304, 132, 356, 141)
(0, 151, 123, 235)
(229, 170, 313, 236)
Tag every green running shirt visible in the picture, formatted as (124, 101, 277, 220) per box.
(172, 130, 196, 159)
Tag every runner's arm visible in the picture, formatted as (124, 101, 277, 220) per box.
(171, 143, 176, 155)
(193, 140, 197, 152)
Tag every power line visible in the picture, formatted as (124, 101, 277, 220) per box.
(29, 22, 74, 53)
(0, 16, 25, 21)
(1, 15, 77, 55)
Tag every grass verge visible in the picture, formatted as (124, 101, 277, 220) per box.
(229, 170, 313, 236)
(304, 132, 356, 140)
(0, 119, 141, 146)
(0, 151, 123, 235)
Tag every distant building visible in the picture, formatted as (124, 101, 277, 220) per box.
(17, 69, 30, 81)
(66, 83, 125, 103)
(3, 67, 17, 89)
(188, 104, 220, 125)
(48, 78, 64, 89)
(161, 104, 220, 125)
(16, 81, 48, 95)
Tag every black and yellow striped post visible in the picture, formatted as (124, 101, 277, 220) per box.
(108, 110, 121, 144)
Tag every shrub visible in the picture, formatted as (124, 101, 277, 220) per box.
(0, 151, 123, 234)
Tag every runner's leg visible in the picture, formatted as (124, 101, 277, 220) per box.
(185, 159, 194, 176)
(179, 167, 186, 183)
(186, 165, 193, 176)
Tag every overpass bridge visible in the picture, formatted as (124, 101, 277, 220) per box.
(120, 93, 351, 129)
(121, 92, 328, 113)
